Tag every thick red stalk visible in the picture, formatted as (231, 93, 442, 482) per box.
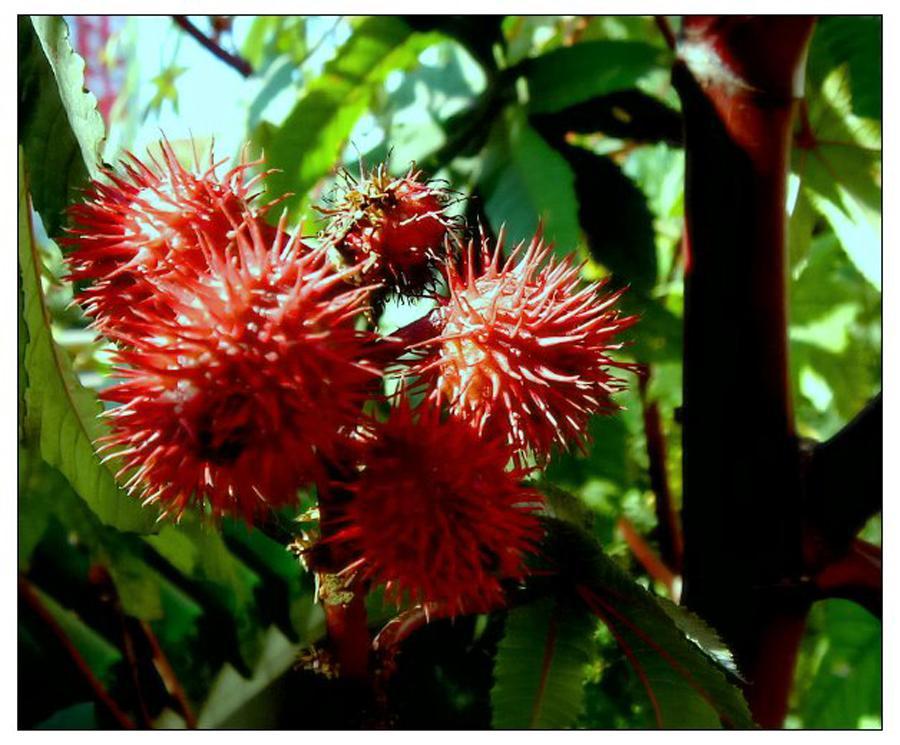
(316, 480, 372, 681)
(674, 16, 815, 728)
(322, 593, 371, 680)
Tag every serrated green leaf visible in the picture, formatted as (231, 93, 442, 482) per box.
(18, 155, 156, 534)
(543, 518, 755, 729)
(491, 596, 595, 728)
(18, 16, 105, 237)
(263, 17, 435, 221)
(656, 597, 742, 680)
(480, 108, 581, 253)
(525, 40, 666, 114)
(197, 626, 303, 728)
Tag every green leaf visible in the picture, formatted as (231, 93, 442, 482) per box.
(795, 600, 881, 728)
(656, 598, 742, 681)
(796, 34, 881, 290)
(525, 40, 666, 115)
(18, 154, 157, 534)
(788, 187, 816, 271)
(18, 16, 105, 237)
(20, 446, 167, 620)
(31, 584, 123, 685)
(262, 17, 434, 221)
(36, 702, 98, 730)
(18, 448, 60, 570)
(147, 518, 264, 673)
(480, 108, 581, 253)
(791, 232, 880, 327)
(222, 519, 314, 641)
(197, 626, 304, 728)
(545, 414, 631, 494)
(543, 518, 754, 728)
(560, 143, 657, 293)
(405, 16, 502, 72)
(791, 338, 880, 424)
(808, 17, 881, 121)
(491, 596, 595, 728)
(618, 292, 683, 363)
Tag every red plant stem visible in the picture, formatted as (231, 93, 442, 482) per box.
(654, 16, 677, 51)
(140, 620, 198, 728)
(638, 372, 683, 573)
(322, 593, 372, 680)
(119, 615, 154, 727)
(172, 16, 252, 77)
(617, 516, 677, 598)
(316, 480, 372, 681)
(803, 393, 882, 563)
(813, 539, 881, 618)
(19, 576, 136, 729)
(674, 16, 815, 728)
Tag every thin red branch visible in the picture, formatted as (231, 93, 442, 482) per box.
(638, 371, 683, 573)
(654, 16, 677, 51)
(813, 539, 881, 618)
(617, 517, 677, 599)
(19, 576, 136, 729)
(87, 565, 154, 728)
(120, 616, 154, 727)
(140, 620, 198, 728)
(172, 16, 252, 77)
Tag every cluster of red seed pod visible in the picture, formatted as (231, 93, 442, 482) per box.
(66, 141, 636, 613)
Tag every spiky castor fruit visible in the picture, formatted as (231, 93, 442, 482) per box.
(63, 140, 275, 343)
(318, 165, 458, 299)
(98, 214, 383, 522)
(409, 231, 638, 459)
(327, 399, 543, 616)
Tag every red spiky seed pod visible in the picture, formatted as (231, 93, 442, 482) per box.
(318, 165, 457, 297)
(63, 140, 274, 342)
(98, 214, 382, 521)
(329, 399, 543, 616)
(410, 232, 638, 458)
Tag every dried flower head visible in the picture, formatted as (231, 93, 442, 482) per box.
(99, 214, 382, 521)
(330, 400, 543, 615)
(63, 140, 274, 341)
(318, 165, 458, 297)
(410, 231, 637, 458)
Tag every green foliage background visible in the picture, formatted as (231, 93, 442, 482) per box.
(18, 15, 881, 729)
